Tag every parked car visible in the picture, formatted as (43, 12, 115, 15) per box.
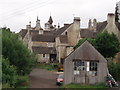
(58, 65, 64, 72)
(56, 74, 64, 86)
(106, 74, 119, 87)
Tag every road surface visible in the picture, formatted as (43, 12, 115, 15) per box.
(29, 68, 59, 88)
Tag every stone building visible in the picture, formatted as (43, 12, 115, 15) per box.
(64, 41, 108, 85)
(19, 13, 120, 63)
(19, 16, 80, 63)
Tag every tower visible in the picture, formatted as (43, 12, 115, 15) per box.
(35, 16, 41, 30)
(45, 16, 54, 31)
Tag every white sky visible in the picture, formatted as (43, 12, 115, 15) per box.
(0, 0, 119, 32)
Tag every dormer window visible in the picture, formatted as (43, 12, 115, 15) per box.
(65, 32, 67, 35)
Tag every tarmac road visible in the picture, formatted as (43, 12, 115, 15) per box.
(29, 68, 59, 88)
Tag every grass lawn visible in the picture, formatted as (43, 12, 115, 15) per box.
(35, 63, 60, 71)
(61, 83, 107, 89)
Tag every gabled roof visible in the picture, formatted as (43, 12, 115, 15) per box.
(55, 24, 72, 36)
(19, 29, 28, 39)
(80, 29, 97, 38)
(31, 34, 55, 42)
(115, 22, 120, 31)
(59, 35, 68, 44)
(65, 41, 107, 63)
(96, 21, 120, 32)
(32, 46, 56, 54)
(96, 21, 107, 32)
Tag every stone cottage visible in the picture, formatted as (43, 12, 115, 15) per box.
(19, 16, 80, 63)
(64, 41, 108, 85)
(19, 13, 120, 63)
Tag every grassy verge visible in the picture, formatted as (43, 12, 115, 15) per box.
(61, 83, 107, 88)
(2, 75, 30, 88)
(35, 63, 60, 71)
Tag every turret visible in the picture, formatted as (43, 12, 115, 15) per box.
(35, 16, 42, 30)
(45, 16, 54, 31)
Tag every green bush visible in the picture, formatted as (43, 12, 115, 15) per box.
(108, 63, 120, 81)
(2, 28, 37, 75)
(2, 83, 10, 88)
(2, 57, 17, 87)
(15, 76, 29, 88)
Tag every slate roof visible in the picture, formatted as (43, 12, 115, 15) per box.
(19, 29, 28, 39)
(55, 24, 72, 36)
(115, 22, 120, 31)
(96, 21, 107, 32)
(59, 35, 68, 44)
(30, 30, 39, 35)
(65, 41, 107, 63)
(80, 29, 97, 38)
(32, 34, 55, 42)
(43, 31, 54, 35)
(32, 46, 56, 54)
(96, 21, 120, 32)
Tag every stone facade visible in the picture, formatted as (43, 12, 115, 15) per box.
(19, 13, 120, 63)
(64, 41, 108, 85)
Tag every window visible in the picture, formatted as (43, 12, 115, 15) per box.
(65, 32, 67, 35)
(90, 61, 97, 71)
(47, 43, 53, 47)
(42, 54, 49, 59)
(89, 61, 98, 76)
(74, 60, 85, 75)
(43, 54, 45, 58)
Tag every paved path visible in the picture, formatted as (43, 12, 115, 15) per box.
(29, 68, 59, 88)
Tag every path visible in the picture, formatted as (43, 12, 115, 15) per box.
(29, 68, 59, 88)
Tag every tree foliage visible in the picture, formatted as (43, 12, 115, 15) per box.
(108, 63, 120, 81)
(115, 4, 120, 22)
(94, 31, 120, 58)
(2, 57, 17, 87)
(74, 31, 120, 58)
(2, 27, 37, 75)
(74, 38, 95, 49)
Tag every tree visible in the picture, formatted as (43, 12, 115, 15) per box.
(2, 28, 37, 75)
(108, 63, 120, 81)
(2, 57, 17, 87)
(94, 31, 120, 58)
(74, 31, 120, 58)
(74, 38, 95, 49)
(115, 4, 120, 22)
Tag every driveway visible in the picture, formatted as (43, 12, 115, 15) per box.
(29, 68, 59, 88)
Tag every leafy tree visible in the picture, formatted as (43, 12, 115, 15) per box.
(115, 4, 120, 22)
(108, 63, 120, 81)
(94, 31, 120, 58)
(74, 38, 95, 49)
(2, 57, 17, 87)
(2, 28, 37, 75)
(74, 31, 120, 58)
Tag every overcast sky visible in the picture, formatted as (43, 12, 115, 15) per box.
(0, 0, 119, 32)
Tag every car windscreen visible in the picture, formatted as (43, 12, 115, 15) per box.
(58, 75, 63, 78)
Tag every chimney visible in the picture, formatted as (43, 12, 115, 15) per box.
(58, 23, 60, 28)
(88, 19, 93, 30)
(73, 17, 80, 23)
(107, 13, 115, 24)
(26, 25, 31, 30)
(93, 19, 97, 30)
(88, 19, 92, 29)
(26, 21, 31, 30)
(73, 17, 80, 29)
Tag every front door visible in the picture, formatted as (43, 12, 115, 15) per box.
(50, 54, 56, 63)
